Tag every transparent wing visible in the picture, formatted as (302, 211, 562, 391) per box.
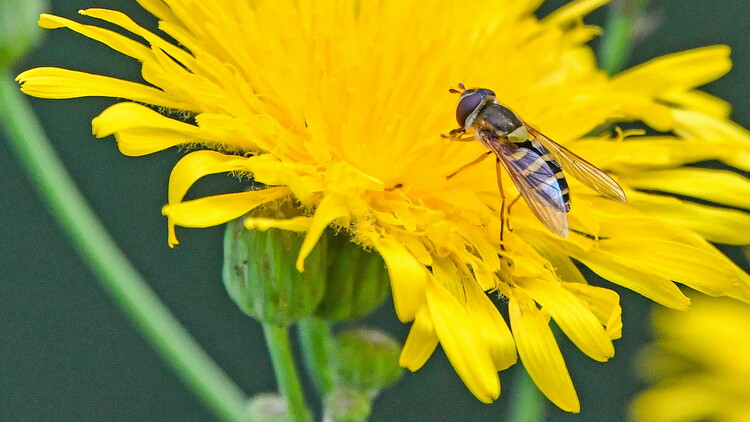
(526, 125, 627, 202)
(490, 141, 569, 238)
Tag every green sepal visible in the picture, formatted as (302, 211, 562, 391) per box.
(314, 232, 389, 321)
(332, 328, 404, 396)
(223, 215, 327, 326)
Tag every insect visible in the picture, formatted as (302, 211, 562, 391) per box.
(444, 84, 626, 240)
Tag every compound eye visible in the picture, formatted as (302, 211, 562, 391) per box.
(456, 90, 483, 126)
(476, 88, 496, 97)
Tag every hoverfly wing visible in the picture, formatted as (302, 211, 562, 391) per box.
(525, 125, 627, 203)
(490, 141, 569, 237)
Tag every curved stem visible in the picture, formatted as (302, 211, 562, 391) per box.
(297, 317, 335, 398)
(0, 70, 248, 422)
(262, 323, 312, 422)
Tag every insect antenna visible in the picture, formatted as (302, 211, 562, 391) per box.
(448, 82, 466, 94)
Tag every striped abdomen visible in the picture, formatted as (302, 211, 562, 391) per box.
(511, 140, 571, 212)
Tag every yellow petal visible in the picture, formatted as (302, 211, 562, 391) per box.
(165, 151, 293, 260)
(135, 0, 176, 23)
(510, 294, 580, 413)
(242, 155, 324, 203)
(660, 90, 731, 118)
(464, 254, 500, 292)
(369, 234, 429, 322)
(464, 277, 517, 370)
(579, 136, 733, 169)
(672, 109, 750, 171)
(553, 240, 690, 309)
(616, 99, 675, 131)
(195, 113, 265, 151)
(162, 189, 289, 228)
(630, 382, 725, 422)
(653, 295, 750, 356)
(562, 283, 622, 340)
(629, 194, 750, 245)
(427, 280, 500, 403)
(325, 161, 385, 194)
(576, 249, 690, 310)
(295, 194, 350, 271)
(81, 8, 198, 70)
(613, 46, 732, 95)
(243, 216, 313, 232)
(400, 305, 438, 371)
(398, 233, 433, 266)
(542, 0, 609, 27)
(727, 281, 750, 303)
(162, 188, 289, 247)
(601, 239, 740, 296)
(624, 168, 750, 210)
(517, 277, 614, 361)
(167, 150, 249, 206)
(38, 14, 152, 62)
(92, 103, 214, 156)
(528, 236, 587, 284)
(455, 224, 502, 273)
(16, 68, 191, 110)
(673, 108, 750, 146)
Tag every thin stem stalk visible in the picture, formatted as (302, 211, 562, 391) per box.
(297, 317, 335, 398)
(262, 323, 312, 422)
(0, 70, 248, 422)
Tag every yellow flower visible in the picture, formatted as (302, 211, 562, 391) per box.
(17, 0, 750, 413)
(630, 294, 750, 422)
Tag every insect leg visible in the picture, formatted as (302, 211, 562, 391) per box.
(441, 127, 473, 141)
(496, 159, 507, 250)
(505, 194, 522, 232)
(446, 151, 492, 179)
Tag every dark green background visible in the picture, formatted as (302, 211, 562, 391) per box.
(2, 1, 748, 421)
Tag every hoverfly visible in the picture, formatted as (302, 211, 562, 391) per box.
(444, 84, 626, 240)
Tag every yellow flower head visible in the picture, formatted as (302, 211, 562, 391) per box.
(631, 294, 750, 422)
(18, 0, 750, 412)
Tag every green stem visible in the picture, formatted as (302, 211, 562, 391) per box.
(262, 323, 312, 422)
(0, 70, 248, 422)
(598, 0, 649, 75)
(507, 366, 546, 422)
(297, 317, 335, 398)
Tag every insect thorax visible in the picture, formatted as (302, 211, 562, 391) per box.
(473, 103, 527, 140)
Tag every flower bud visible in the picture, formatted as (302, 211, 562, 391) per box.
(222, 204, 327, 326)
(332, 328, 404, 396)
(323, 388, 372, 422)
(246, 393, 293, 422)
(315, 233, 389, 321)
(0, 0, 48, 68)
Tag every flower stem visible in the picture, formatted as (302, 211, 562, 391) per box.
(598, 0, 649, 75)
(0, 70, 248, 422)
(262, 323, 312, 422)
(507, 366, 546, 422)
(297, 317, 335, 398)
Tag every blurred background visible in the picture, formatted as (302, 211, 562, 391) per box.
(1, 0, 748, 421)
